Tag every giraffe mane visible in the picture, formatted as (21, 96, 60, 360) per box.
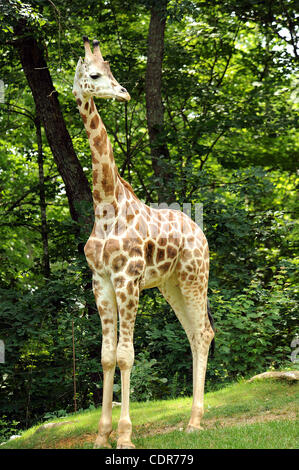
(117, 172, 138, 200)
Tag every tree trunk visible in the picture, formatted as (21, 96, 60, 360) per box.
(14, 20, 93, 232)
(145, 0, 171, 203)
(14, 20, 94, 324)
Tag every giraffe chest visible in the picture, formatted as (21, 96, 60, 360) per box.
(84, 233, 143, 277)
(84, 207, 185, 284)
(83, 230, 180, 287)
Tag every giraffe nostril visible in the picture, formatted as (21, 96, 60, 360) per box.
(120, 87, 127, 93)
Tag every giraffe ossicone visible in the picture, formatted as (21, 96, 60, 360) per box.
(73, 36, 215, 449)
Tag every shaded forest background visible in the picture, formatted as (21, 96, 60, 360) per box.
(0, 0, 298, 438)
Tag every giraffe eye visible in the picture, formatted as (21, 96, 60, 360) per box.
(90, 73, 101, 80)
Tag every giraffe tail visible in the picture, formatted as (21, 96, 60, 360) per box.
(207, 298, 215, 358)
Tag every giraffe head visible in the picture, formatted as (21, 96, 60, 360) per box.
(73, 36, 131, 102)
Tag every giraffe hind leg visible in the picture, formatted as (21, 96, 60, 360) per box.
(159, 274, 214, 432)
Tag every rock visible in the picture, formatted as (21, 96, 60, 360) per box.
(0, 434, 22, 446)
(248, 371, 299, 382)
(34, 421, 75, 433)
(112, 401, 121, 408)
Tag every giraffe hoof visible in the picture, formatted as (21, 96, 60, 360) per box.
(186, 425, 203, 433)
(117, 441, 136, 449)
(94, 437, 112, 449)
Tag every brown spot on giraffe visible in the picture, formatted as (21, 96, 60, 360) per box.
(103, 239, 120, 263)
(169, 233, 180, 247)
(145, 240, 155, 265)
(199, 263, 205, 273)
(167, 245, 177, 259)
(126, 259, 144, 277)
(93, 132, 107, 155)
(93, 169, 99, 186)
(116, 219, 126, 236)
(90, 114, 100, 129)
(157, 236, 167, 247)
(123, 236, 142, 253)
(158, 261, 171, 273)
(106, 200, 118, 218)
(112, 254, 127, 272)
(126, 203, 135, 223)
(127, 281, 134, 296)
(181, 249, 192, 261)
(129, 246, 143, 257)
(127, 299, 135, 310)
(117, 292, 127, 302)
(135, 216, 148, 237)
(156, 248, 165, 263)
(97, 305, 105, 317)
(93, 189, 102, 203)
(180, 272, 188, 281)
(114, 276, 125, 288)
(101, 162, 115, 196)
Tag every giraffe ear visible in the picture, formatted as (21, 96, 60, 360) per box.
(75, 57, 84, 78)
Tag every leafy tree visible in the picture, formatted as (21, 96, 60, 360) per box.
(0, 0, 297, 436)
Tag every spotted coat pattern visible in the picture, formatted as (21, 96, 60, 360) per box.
(73, 41, 214, 449)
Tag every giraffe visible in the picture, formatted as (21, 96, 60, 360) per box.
(72, 36, 215, 449)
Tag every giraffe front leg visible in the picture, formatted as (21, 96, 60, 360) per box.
(117, 348, 135, 449)
(93, 277, 117, 449)
(114, 279, 139, 449)
(94, 363, 115, 448)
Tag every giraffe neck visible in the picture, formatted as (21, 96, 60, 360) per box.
(76, 95, 120, 209)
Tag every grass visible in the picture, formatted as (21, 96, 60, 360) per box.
(1, 379, 298, 449)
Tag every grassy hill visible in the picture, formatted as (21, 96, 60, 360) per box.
(1, 379, 298, 449)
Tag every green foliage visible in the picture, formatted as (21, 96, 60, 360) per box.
(43, 410, 68, 421)
(130, 351, 168, 402)
(113, 351, 168, 402)
(207, 271, 298, 384)
(0, 416, 20, 444)
(0, 0, 298, 435)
